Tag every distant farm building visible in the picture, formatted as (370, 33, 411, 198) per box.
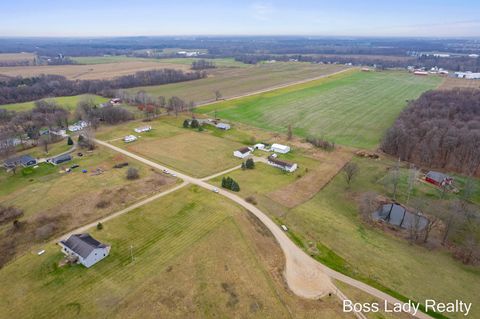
(253, 143, 266, 150)
(425, 171, 453, 187)
(124, 135, 137, 143)
(234, 147, 251, 159)
(51, 154, 72, 165)
(413, 70, 429, 76)
(110, 98, 121, 105)
(267, 155, 297, 172)
(3, 155, 37, 169)
(134, 126, 152, 133)
(455, 71, 480, 80)
(270, 143, 290, 154)
(68, 120, 89, 132)
(216, 123, 231, 130)
(59, 233, 110, 268)
(373, 203, 428, 231)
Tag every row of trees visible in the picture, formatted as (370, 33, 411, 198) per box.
(0, 69, 207, 105)
(221, 177, 240, 192)
(191, 59, 216, 70)
(382, 89, 480, 176)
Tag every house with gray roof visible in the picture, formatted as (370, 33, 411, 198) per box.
(50, 154, 72, 165)
(59, 233, 110, 268)
(3, 155, 37, 169)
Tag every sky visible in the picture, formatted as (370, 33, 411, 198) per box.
(0, 0, 479, 37)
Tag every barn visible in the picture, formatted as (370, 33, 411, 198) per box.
(233, 147, 251, 159)
(425, 171, 453, 187)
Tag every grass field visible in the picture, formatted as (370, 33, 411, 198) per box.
(129, 62, 347, 104)
(0, 186, 349, 319)
(0, 94, 108, 111)
(439, 77, 480, 90)
(0, 61, 189, 80)
(281, 157, 480, 319)
(0, 52, 36, 63)
(197, 70, 442, 149)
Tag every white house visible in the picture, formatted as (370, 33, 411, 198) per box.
(253, 143, 266, 150)
(271, 143, 291, 154)
(267, 155, 297, 172)
(124, 135, 137, 143)
(134, 126, 152, 133)
(59, 233, 110, 268)
(233, 147, 251, 159)
(68, 120, 89, 132)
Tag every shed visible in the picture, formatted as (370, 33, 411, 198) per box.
(425, 171, 453, 187)
(59, 233, 110, 268)
(124, 135, 137, 143)
(216, 123, 231, 130)
(51, 154, 72, 165)
(271, 143, 290, 154)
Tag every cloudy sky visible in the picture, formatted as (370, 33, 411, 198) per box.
(1, 0, 479, 37)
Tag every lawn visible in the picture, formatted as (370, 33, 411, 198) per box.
(129, 62, 346, 104)
(280, 157, 480, 319)
(0, 186, 349, 318)
(197, 70, 442, 149)
(0, 94, 108, 112)
(115, 128, 245, 178)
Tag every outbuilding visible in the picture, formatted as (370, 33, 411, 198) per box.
(134, 126, 152, 133)
(233, 147, 251, 159)
(267, 155, 297, 172)
(59, 233, 110, 268)
(216, 123, 231, 130)
(425, 171, 453, 187)
(51, 154, 72, 165)
(270, 143, 291, 154)
(124, 135, 137, 143)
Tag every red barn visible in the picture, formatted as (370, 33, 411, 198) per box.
(425, 171, 453, 187)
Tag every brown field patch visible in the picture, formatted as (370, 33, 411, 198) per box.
(0, 61, 190, 80)
(0, 53, 36, 63)
(439, 77, 480, 90)
(268, 148, 353, 208)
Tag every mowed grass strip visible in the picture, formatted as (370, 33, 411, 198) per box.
(0, 187, 239, 318)
(197, 70, 442, 149)
(0, 94, 108, 111)
(130, 62, 346, 104)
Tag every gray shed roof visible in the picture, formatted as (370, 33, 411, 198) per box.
(52, 154, 72, 163)
(373, 203, 428, 230)
(60, 234, 107, 258)
(426, 171, 451, 183)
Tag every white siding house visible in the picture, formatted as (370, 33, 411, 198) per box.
(267, 155, 297, 172)
(271, 143, 291, 154)
(59, 233, 110, 268)
(233, 147, 251, 159)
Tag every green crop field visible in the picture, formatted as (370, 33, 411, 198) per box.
(129, 62, 347, 104)
(197, 70, 442, 149)
(0, 186, 348, 318)
(0, 94, 108, 112)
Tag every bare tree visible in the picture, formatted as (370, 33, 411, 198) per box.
(358, 192, 378, 222)
(215, 90, 222, 101)
(342, 162, 359, 187)
(287, 124, 293, 140)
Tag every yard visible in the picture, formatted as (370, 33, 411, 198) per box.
(129, 62, 347, 104)
(280, 157, 480, 319)
(197, 70, 442, 149)
(0, 186, 349, 319)
(0, 145, 178, 266)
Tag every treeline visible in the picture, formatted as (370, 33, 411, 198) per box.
(0, 69, 206, 105)
(234, 53, 480, 71)
(191, 59, 216, 70)
(382, 89, 480, 176)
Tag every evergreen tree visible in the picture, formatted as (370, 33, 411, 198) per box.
(183, 119, 189, 128)
(221, 177, 227, 188)
(241, 162, 246, 170)
(225, 177, 233, 189)
(67, 136, 73, 145)
(231, 180, 240, 192)
(245, 158, 255, 169)
(190, 119, 199, 128)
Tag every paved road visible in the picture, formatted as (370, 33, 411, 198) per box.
(93, 139, 432, 319)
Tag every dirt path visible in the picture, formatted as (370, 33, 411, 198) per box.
(91, 139, 433, 319)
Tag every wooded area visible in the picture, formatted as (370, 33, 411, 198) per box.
(382, 89, 480, 176)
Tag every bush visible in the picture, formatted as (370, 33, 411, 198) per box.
(96, 200, 111, 209)
(190, 119, 199, 128)
(126, 167, 140, 180)
(35, 222, 57, 241)
(245, 158, 255, 169)
(97, 222, 103, 230)
(245, 196, 257, 205)
(67, 136, 73, 145)
(306, 136, 335, 151)
(183, 119, 190, 128)
(0, 206, 24, 225)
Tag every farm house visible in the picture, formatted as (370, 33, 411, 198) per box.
(233, 147, 251, 159)
(425, 171, 453, 187)
(59, 233, 110, 268)
(270, 143, 290, 154)
(267, 155, 297, 172)
(3, 155, 37, 169)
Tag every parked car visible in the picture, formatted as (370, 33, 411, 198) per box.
(212, 187, 219, 193)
